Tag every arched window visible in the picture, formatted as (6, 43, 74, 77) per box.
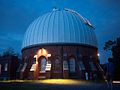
(40, 58, 46, 73)
(69, 57, 75, 73)
(54, 58, 61, 72)
(79, 61, 85, 70)
(0, 64, 1, 74)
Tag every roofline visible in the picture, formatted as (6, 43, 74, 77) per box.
(21, 43, 98, 52)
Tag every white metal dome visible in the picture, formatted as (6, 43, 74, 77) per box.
(22, 8, 97, 49)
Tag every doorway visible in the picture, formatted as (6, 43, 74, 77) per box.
(38, 56, 46, 79)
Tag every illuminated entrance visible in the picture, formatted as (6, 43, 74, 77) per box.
(38, 57, 46, 79)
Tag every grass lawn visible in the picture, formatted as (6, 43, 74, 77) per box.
(0, 83, 63, 90)
(0, 79, 105, 90)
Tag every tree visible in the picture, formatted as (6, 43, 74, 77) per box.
(2, 47, 17, 57)
(104, 37, 120, 80)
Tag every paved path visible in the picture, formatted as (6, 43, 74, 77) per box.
(0, 81, 120, 90)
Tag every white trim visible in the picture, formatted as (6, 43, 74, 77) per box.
(40, 71, 46, 73)
(30, 64, 36, 71)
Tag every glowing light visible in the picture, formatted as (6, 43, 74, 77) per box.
(36, 61, 38, 64)
(39, 79, 85, 85)
(113, 81, 120, 84)
(34, 55, 37, 58)
(37, 48, 48, 57)
(47, 54, 51, 57)
(0, 79, 88, 85)
(38, 49, 42, 56)
(97, 53, 100, 57)
(42, 48, 47, 56)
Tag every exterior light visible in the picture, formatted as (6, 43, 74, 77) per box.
(113, 81, 120, 84)
(34, 55, 37, 58)
(97, 53, 100, 57)
(42, 48, 47, 56)
(47, 54, 51, 57)
(38, 49, 42, 55)
(36, 48, 48, 57)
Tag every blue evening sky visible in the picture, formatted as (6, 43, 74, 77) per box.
(0, 0, 120, 64)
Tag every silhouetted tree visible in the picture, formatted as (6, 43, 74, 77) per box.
(2, 47, 17, 57)
(104, 37, 120, 80)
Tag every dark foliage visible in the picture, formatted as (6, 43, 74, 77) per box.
(1, 47, 17, 57)
(104, 37, 120, 80)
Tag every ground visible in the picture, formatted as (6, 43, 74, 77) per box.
(0, 79, 120, 90)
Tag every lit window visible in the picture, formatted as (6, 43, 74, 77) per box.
(79, 61, 85, 70)
(4, 63, 8, 71)
(45, 61, 51, 71)
(0, 64, 1, 74)
(40, 58, 46, 73)
(89, 62, 97, 71)
(21, 63, 27, 72)
(30, 64, 36, 71)
(63, 61, 68, 70)
(69, 58, 75, 72)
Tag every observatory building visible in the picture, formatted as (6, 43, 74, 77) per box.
(20, 8, 103, 80)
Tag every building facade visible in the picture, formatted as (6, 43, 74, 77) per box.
(0, 56, 18, 80)
(20, 8, 103, 80)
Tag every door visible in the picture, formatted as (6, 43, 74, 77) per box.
(38, 57, 46, 79)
